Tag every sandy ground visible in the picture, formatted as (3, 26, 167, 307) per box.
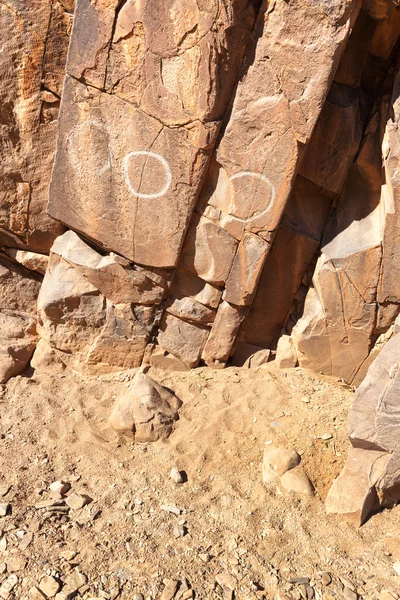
(1, 363, 400, 599)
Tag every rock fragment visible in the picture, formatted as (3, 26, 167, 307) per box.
(109, 371, 182, 442)
(39, 576, 61, 598)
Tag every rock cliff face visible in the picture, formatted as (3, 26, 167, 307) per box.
(1, 0, 400, 524)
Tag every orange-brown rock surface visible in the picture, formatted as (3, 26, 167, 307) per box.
(1, 0, 400, 522)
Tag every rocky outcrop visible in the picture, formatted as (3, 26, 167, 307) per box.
(326, 326, 400, 526)
(36, 231, 163, 375)
(0, 0, 74, 252)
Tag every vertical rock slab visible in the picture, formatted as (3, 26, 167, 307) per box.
(48, 0, 261, 267)
(0, 0, 74, 252)
(202, 301, 245, 368)
(326, 331, 400, 526)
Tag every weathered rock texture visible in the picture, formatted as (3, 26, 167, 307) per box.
(326, 325, 400, 526)
(109, 371, 182, 442)
(0, 0, 74, 252)
(2, 0, 400, 519)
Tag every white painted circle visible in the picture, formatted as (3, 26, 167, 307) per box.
(229, 171, 275, 223)
(123, 151, 172, 199)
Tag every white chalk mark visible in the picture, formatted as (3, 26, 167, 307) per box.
(229, 171, 275, 224)
(123, 151, 172, 199)
(67, 120, 112, 176)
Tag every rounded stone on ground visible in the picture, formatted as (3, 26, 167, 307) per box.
(263, 447, 301, 481)
(279, 469, 314, 496)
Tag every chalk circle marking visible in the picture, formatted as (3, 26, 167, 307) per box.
(229, 171, 275, 223)
(123, 151, 172, 199)
(67, 120, 112, 176)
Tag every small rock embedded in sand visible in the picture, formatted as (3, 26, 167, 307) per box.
(170, 467, 184, 484)
(161, 505, 182, 515)
(0, 538, 6, 552)
(162, 579, 179, 600)
(289, 577, 310, 585)
(49, 481, 70, 496)
(280, 470, 314, 496)
(173, 525, 186, 538)
(39, 575, 61, 597)
(321, 573, 332, 586)
(343, 587, 358, 600)
(62, 570, 88, 596)
(6, 555, 26, 572)
(216, 573, 237, 590)
(0, 564, 6, 575)
(263, 447, 301, 480)
(65, 493, 88, 511)
(0, 504, 10, 517)
(320, 433, 333, 440)
(393, 561, 400, 575)
(199, 553, 211, 563)
(0, 486, 10, 497)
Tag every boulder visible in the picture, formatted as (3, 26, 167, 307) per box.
(263, 448, 301, 481)
(0, 312, 38, 383)
(109, 371, 182, 442)
(37, 233, 162, 374)
(275, 336, 298, 369)
(326, 331, 400, 526)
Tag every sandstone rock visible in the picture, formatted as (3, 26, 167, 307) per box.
(0, 254, 42, 315)
(51, 230, 166, 305)
(37, 249, 153, 375)
(0, 312, 38, 384)
(223, 233, 269, 306)
(275, 336, 298, 369)
(158, 314, 209, 368)
(39, 575, 61, 598)
(170, 268, 222, 310)
(149, 348, 191, 372)
(326, 447, 389, 527)
(280, 470, 314, 496)
(263, 448, 301, 481)
(181, 215, 238, 285)
(109, 371, 182, 442)
(243, 228, 318, 349)
(326, 330, 400, 525)
(31, 339, 66, 374)
(243, 349, 271, 369)
(5, 250, 48, 275)
(166, 296, 215, 325)
(299, 83, 365, 194)
(202, 302, 244, 368)
(0, 0, 72, 253)
(49, 0, 260, 267)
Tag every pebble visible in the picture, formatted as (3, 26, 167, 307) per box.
(320, 433, 333, 440)
(39, 575, 61, 597)
(339, 577, 355, 591)
(170, 467, 184, 485)
(343, 588, 358, 600)
(0, 563, 6, 575)
(199, 553, 211, 563)
(289, 577, 310, 585)
(264, 448, 301, 478)
(161, 579, 178, 600)
(321, 573, 332, 586)
(50, 481, 71, 496)
(132, 594, 144, 600)
(393, 561, 400, 575)
(65, 493, 88, 511)
(161, 505, 182, 516)
(280, 470, 314, 496)
(0, 537, 6, 552)
(62, 569, 88, 595)
(29, 586, 46, 600)
(173, 525, 186, 538)
(0, 504, 10, 517)
(0, 574, 18, 599)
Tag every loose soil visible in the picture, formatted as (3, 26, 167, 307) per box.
(1, 363, 400, 599)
